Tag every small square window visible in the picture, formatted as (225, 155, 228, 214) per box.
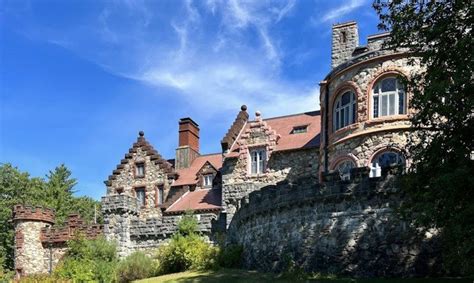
(135, 163, 145, 178)
(291, 125, 308, 134)
(203, 174, 213, 187)
(135, 187, 146, 207)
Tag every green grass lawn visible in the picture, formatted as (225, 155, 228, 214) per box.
(136, 269, 471, 283)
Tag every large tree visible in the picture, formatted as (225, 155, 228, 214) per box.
(375, 0, 473, 275)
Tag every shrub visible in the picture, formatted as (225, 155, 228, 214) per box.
(16, 273, 60, 283)
(54, 234, 117, 282)
(155, 213, 219, 275)
(116, 251, 156, 283)
(218, 244, 243, 268)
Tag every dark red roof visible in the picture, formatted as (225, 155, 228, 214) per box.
(172, 153, 222, 186)
(226, 111, 321, 157)
(165, 188, 221, 213)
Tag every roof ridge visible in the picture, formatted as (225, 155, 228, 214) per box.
(261, 110, 321, 121)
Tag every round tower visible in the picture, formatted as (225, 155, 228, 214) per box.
(12, 204, 55, 278)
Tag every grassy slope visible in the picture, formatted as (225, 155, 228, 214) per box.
(136, 269, 471, 283)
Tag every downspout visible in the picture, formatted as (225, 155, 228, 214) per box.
(324, 82, 330, 175)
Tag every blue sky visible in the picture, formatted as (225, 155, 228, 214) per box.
(0, 0, 380, 199)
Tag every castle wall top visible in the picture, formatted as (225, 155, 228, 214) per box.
(13, 205, 55, 224)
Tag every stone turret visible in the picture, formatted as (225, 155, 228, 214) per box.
(12, 205, 55, 278)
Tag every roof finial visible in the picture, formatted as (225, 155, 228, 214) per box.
(255, 111, 261, 117)
(139, 131, 144, 137)
(241, 105, 247, 111)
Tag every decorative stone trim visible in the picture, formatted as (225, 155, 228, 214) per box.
(329, 154, 359, 170)
(221, 105, 249, 152)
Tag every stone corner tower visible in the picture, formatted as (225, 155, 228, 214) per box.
(331, 21, 359, 69)
(12, 204, 55, 278)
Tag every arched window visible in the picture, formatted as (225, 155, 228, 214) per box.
(370, 150, 405, 177)
(333, 91, 356, 131)
(334, 159, 355, 181)
(372, 77, 406, 118)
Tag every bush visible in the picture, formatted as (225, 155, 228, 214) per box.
(16, 274, 59, 283)
(218, 244, 243, 268)
(115, 251, 156, 283)
(54, 234, 117, 282)
(155, 212, 219, 275)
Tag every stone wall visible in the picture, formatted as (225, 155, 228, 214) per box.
(102, 194, 221, 257)
(331, 22, 359, 69)
(227, 171, 441, 277)
(222, 148, 319, 226)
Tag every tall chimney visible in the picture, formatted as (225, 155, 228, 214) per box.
(175, 118, 200, 169)
(331, 21, 359, 69)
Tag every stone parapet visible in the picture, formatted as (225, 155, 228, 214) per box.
(13, 205, 55, 224)
(41, 214, 102, 244)
(102, 194, 140, 215)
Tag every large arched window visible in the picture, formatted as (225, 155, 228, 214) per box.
(333, 91, 356, 131)
(372, 77, 406, 118)
(370, 150, 405, 177)
(334, 159, 356, 181)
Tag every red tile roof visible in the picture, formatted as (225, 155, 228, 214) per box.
(172, 153, 222, 186)
(226, 111, 321, 157)
(165, 188, 222, 213)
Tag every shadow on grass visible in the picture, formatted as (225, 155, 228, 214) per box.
(141, 269, 472, 283)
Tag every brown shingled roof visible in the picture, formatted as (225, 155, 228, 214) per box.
(172, 153, 222, 186)
(226, 111, 321, 157)
(165, 188, 222, 213)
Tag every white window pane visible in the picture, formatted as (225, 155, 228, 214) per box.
(381, 95, 388, 116)
(389, 94, 396, 115)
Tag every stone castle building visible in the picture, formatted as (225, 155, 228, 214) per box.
(14, 22, 439, 278)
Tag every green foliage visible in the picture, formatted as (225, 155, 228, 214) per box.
(0, 163, 101, 272)
(374, 0, 474, 276)
(218, 245, 243, 268)
(116, 251, 156, 283)
(177, 210, 199, 236)
(54, 235, 117, 282)
(155, 214, 219, 275)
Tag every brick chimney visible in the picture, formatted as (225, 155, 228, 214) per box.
(175, 118, 200, 169)
(331, 21, 359, 69)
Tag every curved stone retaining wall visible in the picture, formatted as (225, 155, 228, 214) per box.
(227, 172, 441, 277)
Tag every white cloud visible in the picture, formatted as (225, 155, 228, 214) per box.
(317, 0, 367, 24)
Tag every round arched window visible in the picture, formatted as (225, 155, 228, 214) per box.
(370, 150, 405, 177)
(372, 77, 406, 118)
(334, 159, 356, 181)
(333, 91, 356, 131)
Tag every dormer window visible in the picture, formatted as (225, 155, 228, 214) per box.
(135, 162, 145, 178)
(291, 125, 308, 134)
(203, 174, 213, 188)
(250, 149, 266, 174)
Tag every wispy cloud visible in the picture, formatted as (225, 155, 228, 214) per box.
(316, 0, 367, 24)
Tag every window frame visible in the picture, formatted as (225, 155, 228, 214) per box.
(249, 148, 266, 175)
(371, 77, 406, 119)
(157, 186, 164, 206)
(135, 162, 145, 178)
(203, 174, 213, 188)
(134, 187, 146, 207)
(333, 90, 356, 131)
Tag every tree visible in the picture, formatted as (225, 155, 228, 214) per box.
(374, 0, 474, 275)
(0, 164, 48, 270)
(0, 163, 101, 272)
